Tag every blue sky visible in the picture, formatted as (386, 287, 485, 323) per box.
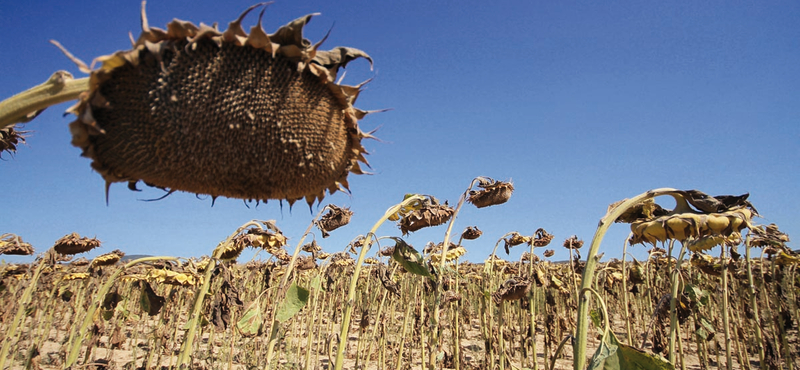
(2, 1, 799, 264)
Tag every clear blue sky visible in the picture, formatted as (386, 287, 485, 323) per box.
(2, 1, 798, 264)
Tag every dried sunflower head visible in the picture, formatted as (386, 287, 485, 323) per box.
(398, 196, 455, 235)
(61, 3, 376, 207)
(461, 226, 483, 240)
(146, 268, 198, 287)
(532, 228, 554, 247)
(467, 177, 514, 208)
(53, 233, 101, 255)
(62, 272, 90, 281)
(430, 246, 466, 264)
(749, 223, 790, 248)
(295, 255, 318, 271)
(0, 234, 34, 256)
(70, 257, 90, 266)
(301, 240, 322, 253)
(316, 205, 353, 238)
(331, 252, 355, 267)
(215, 239, 247, 260)
(562, 235, 583, 250)
(503, 232, 531, 254)
(629, 208, 754, 246)
(91, 249, 125, 268)
(690, 253, 723, 276)
(543, 249, 555, 258)
(491, 277, 531, 305)
(521, 252, 539, 263)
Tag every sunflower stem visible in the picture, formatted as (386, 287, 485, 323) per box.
(0, 250, 54, 369)
(65, 256, 180, 367)
(744, 235, 766, 366)
(264, 207, 328, 368)
(574, 187, 679, 370)
(177, 221, 262, 368)
(429, 177, 480, 369)
(0, 72, 88, 129)
(334, 195, 426, 370)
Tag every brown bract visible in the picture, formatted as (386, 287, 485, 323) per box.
(316, 205, 353, 238)
(62, 3, 376, 207)
(467, 178, 514, 208)
(53, 232, 101, 255)
(399, 202, 455, 235)
(0, 234, 34, 256)
(0, 126, 28, 158)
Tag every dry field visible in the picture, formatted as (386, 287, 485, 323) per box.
(1, 189, 797, 370)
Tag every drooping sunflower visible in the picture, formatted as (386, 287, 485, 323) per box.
(57, 3, 376, 207)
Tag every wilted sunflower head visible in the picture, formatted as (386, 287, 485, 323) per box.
(0, 234, 34, 256)
(521, 252, 539, 263)
(532, 228, 554, 247)
(503, 232, 531, 254)
(461, 226, 483, 240)
(562, 235, 583, 250)
(70, 257, 90, 266)
(491, 277, 531, 305)
(91, 249, 125, 268)
(430, 246, 466, 264)
(53, 233, 101, 255)
(301, 240, 322, 253)
(620, 190, 757, 247)
(543, 249, 555, 258)
(467, 177, 514, 208)
(60, 3, 376, 207)
(749, 223, 790, 248)
(316, 205, 353, 238)
(396, 196, 455, 235)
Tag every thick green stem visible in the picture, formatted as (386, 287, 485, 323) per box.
(574, 188, 679, 370)
(0, 72, 88, 129)
(334, 195, 426, 370)
(264, 208, 328, 368)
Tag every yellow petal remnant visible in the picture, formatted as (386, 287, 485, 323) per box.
(62, 272, 90, 281)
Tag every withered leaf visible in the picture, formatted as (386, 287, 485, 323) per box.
(140, 281, 165, 316)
